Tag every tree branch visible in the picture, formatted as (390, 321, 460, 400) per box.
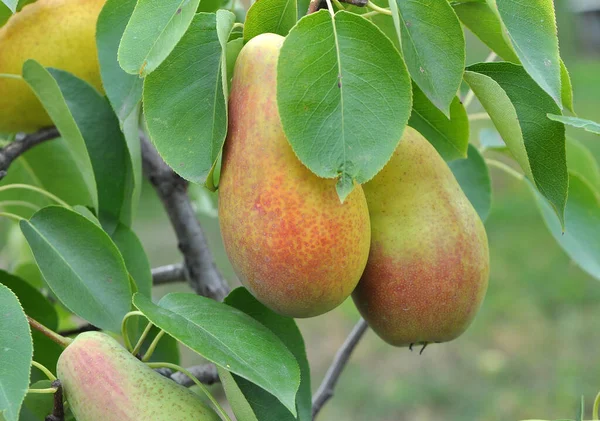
(152, 263, 186, 285)
(155, 364, 219, 387)
(58, 324, 101, 337)
(312, 318, 369, 419)
(0, 127, 59, 180)
(140, 134, 230, 301)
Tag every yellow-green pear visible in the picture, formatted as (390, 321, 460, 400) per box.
(0, 0, 105, 133)
(57, 332, 221, 421)
(353, 127, 489, 347)
(218, 33, 371, 318)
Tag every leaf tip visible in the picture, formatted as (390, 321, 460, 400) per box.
(335, 173, 355, 203)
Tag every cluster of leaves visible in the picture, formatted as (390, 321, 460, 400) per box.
(1, 0, 600, 420)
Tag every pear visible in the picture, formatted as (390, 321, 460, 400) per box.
(353, 127, 489, 347)
(0, 0, 105, 133)
(218, 33, 371, 318)
(56, 332, 221, 421)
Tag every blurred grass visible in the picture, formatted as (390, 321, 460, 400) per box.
(134, 10, 600, 421)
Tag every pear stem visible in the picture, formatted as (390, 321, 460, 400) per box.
(0, 211, 24, 222)
(142, 330, 165, 362)
(120, 310, 145, 352)
(131, 322, 153, 356)
(27, 316, 72, 348)
(0, 184, 70, 208)
(485, 159, 525, 181)
(593, 391, 600, 420)
(146, 362, 232, 421)
(365, 1, 392, 15)
(27, 387, 58, 394)
(31, 360, 57, 382)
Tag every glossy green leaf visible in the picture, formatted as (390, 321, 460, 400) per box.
(277, 10, 412, 201)
(144, 12, 234, 186)
(111, 223, 152, 298)
(133, 292, 301, 416)
(495, 0, 562, 107)
(534, 172, 600, 280)
(449, 145, 492, 222)
(452, 1, 519, 62)
(47, 68, 132, 234)
(388, 0, 464, 114)
(566, 137, 600, 191)
(0, 271, 62, 380)
(222, 288, 312, 421)
(244, 0, 296, 42)
(20, 206, 132, 332)
(22, 60, 97, 210)
(0, 283, 32, 421)
(465, 62, 567, 224)
(408, 83, 468, 161)
(96, 0, 143, 123)
(547, 114, 600, 136)
(118, 0, 202, 76)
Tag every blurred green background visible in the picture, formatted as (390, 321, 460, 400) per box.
(134, 3, 600, 420)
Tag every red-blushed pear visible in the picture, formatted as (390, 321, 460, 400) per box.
(218, 33, 371, 318)
(56, 332, 221, 421)
(0, 0, 106, 133)
(353, 127, 489, 348)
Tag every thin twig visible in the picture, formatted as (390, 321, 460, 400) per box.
(152, 263, 186, 285)
(155, 364, 220, 387)
(312, 318, 369, 419)
(58, 324, 101, 337)
(44, 379, 64, 421)
(140, 133, 230, 301)
(0, 127, 59, 180)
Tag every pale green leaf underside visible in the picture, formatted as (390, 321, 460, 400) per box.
(547, 114, 600, 135)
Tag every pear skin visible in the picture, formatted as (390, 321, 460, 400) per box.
(0, 0, 106, 133)
(56, 332, 221, 421)
(353, 127, 489, 347)
(218, 33, 371, 318)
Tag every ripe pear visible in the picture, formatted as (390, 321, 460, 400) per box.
(353, 127, 489, 347)
(0, 0, 105, 133)
(56, 332, 221, 421)
(218, 33, 371, 318)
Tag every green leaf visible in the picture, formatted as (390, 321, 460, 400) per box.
(408, 83, 468, 161)
(144, 12, 233, 186)
(46, 68, 133, 234)
(277, 10, 412, 201)
(566, 137, 600, 191)
(118, 0, 202, 76)
(226, 37, 244, 92)
(0, 283, 32, 421)
(20, 206, 132, 332)
(0, 138, 95, 219)
(464, 62, 567, 225)
(533, 172, 600, 280)
(217, 369, 260, 421)
(452, 1, 519, 62)
(547, 114, 600, 136)
(22, 60, 98, 211)
(222, 288, 312, 421)
(495, 0, 562, 107)
(388, 0, 465, 114)
(96, 0, 143, 123)
(19, 380, 53, 421)
(448, 144, 492, 221)
(111, 223, 152, 298)
(560, 60, 575, 114)
(121, 104, 142, 224)
(478, 128, 507, 152)
(0, 271, 62, 381)
(244, 0, 296, 42)
(133, 292, 301, 416)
